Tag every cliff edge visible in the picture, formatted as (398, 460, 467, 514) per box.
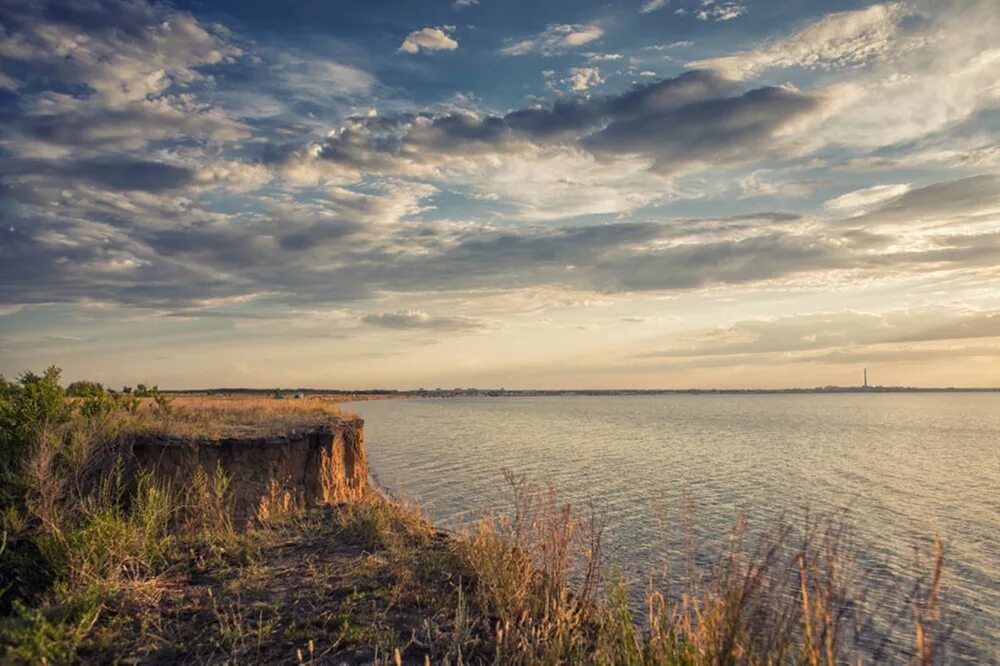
(131, 417, 366, 525)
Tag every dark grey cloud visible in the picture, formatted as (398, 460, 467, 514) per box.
(851, 174, 1000, 225)
(315, 221, 857, 300)
(278, 219, 364, 250)
(8, 0, 158, 40)
(3, 102, 245, 152)
(2, 158, 193, 192)
(498, 70, 733, 140)
(585, 86, 819, 169)
(503, 99, 604, 139)
(307, 70, 823, 175)
(592, 233, 838, 291)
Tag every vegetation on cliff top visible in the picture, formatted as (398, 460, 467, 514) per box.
(1, 367, 948, 664)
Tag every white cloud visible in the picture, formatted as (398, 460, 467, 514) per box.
(823, 183, 911, 215)
(644, 41, 693, 51)
(500, 24, 604, 56)
(817, 0, 1000, 148)
(566, 67, 605, 91)
(0, 5, 252, 167)
(0, 9, 241, 106)
(693, 1, 747, 22)
(398, 26, 459, 54)
(442, 146, 668, 221)
(452, 0, 478, 7)
(689, 3, 908, 80)
(192, 160, 274, 193)
(585, 52, 624, 62)
(640, 0, 668, 13)
(738, 170, 818, 199)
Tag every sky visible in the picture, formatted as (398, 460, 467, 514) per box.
(0, 0, 999, 390)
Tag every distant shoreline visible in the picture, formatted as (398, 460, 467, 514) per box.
(165, 386, 1000, 397)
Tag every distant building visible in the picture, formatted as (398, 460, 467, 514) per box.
(293, 392, 305, 399)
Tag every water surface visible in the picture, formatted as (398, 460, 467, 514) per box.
(351, 394, 999, 662)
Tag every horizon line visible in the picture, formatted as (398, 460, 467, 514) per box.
(164, 385, 1000, 394)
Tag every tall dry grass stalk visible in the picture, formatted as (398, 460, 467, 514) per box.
(458, 471, 948, 665)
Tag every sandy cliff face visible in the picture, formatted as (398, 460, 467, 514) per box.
(131, 418, 366, 525)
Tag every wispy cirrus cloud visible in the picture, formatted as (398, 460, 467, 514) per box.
(500, 24, 604, 56)
(824, 183, 912, 215)
(689, 3, 910, 80)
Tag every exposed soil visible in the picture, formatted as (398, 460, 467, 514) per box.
(80, 505, 479, 665)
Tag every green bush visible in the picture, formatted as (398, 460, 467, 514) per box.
(65, 381, 104, 399)
(0, 367, 70, 500)
(2, 589, 102, 663)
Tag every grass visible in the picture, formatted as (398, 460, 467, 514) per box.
(151, 394, 358, 438)
(0, 368, 950, 664)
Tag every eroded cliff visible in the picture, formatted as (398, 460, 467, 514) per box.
(131, 417, 366, 525)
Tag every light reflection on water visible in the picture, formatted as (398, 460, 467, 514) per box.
(351, 394, 1000, 663)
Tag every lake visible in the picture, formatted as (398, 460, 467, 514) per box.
(350, 394, 999, 662)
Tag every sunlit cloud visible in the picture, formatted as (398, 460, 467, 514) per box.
(500, 24, 604, 56)
(398, 26, 460, 54)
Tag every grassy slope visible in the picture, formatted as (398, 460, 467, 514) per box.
(78, 499, 470, 664)
(0, 373, 949, 664)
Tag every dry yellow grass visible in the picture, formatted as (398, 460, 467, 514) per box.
(112, 395, 356, 440)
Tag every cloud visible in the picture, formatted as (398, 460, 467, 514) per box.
(398, 26, 459, 54)
(500, 24, 604, 56)
(644, 41, 693, 51)
(266, 52, 375, 97)
(3, 169, 999, 322)
(638, 307, 1000, 360)
(738, 170, 820, 199)
(689, 3, 909, 80)
(688, 1, 747, 22)
(585, 84, 823, 172)
(566, 67, 605, 91)
(0, 0, 241, 105)
(293, 70, 824, 182)
(2, 158, 193, 192)
(0, 0, 249, 162)
(362, 310, 495, 332)
(815, 1, 1000, 148)
(824, 183, 911, 215)
(3, 0, 998, 381)
(585, 52, 624, 62)
(847, 174, 1000, 227)
(640, 0, 668, 13)
(452, 0, 478, 7)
